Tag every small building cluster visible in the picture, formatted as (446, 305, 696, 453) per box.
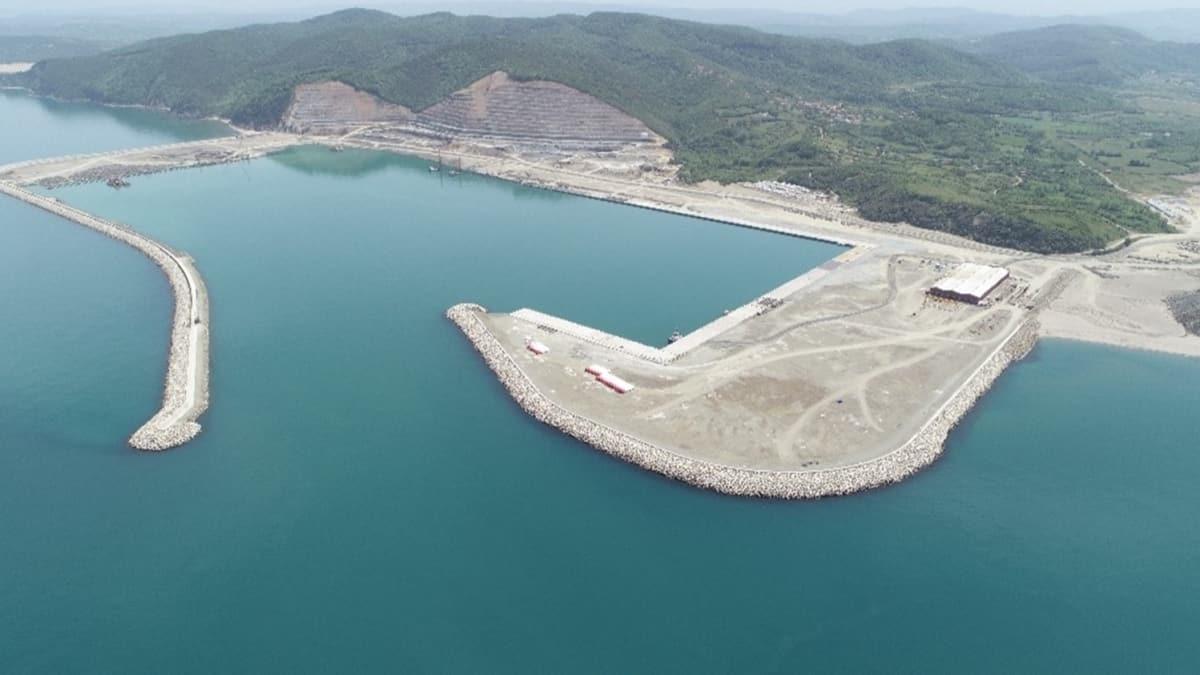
(929, 263, 1009, 305)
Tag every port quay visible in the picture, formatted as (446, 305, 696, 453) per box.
(0, 130, 1054, 495)
(449, 303, 1039, 498)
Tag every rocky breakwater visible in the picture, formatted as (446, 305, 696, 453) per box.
(0, 181, 209, 450)
(448, 303, 1040, 498)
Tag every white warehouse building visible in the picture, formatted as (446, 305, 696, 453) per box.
(929, 263, 1009, 304)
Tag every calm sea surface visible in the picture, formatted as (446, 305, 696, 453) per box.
(2, 91, 1199, 673)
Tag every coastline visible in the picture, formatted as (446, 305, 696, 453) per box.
(0, 122, 1193, 461)
(1038, 324, 1200, 359)
(448, 303, 1040, 498)
(0, 181, 209, 450)
(341, 137, 1200, 362)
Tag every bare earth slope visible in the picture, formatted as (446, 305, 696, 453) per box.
(283, 73, 661, 147)
(283, 81, 412, 134)
(417, 72, 659, 144)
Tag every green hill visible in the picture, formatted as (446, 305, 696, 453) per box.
(964, 24, 1200, 85)
(15, 10, 1188, 253)
(20, 10, 1013, 128)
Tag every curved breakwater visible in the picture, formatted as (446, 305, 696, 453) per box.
(448, 302, 1040, 498)
(0, 181, 208, 450)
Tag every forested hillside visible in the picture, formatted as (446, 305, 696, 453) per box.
(964, 25, 1200, 84)
(19, 11, 1012, 128)
(16, 10, 1198, 253)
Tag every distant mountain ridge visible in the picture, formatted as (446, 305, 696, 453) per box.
(0, 35, 105, 62)
(2, 6, 1198, 54)
(18, 10, 1012, 130)
(759, 8, 1200, 44)
(962, 24, 1200, 84)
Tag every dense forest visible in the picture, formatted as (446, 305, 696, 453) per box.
(963, 24, 1200, 85)
(12, 10, 1200, 253)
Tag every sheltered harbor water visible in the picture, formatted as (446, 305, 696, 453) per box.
(3, 92, 1200, 672)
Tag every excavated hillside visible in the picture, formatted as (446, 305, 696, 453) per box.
(283, 81, 412, 134)
(283, 73, 661, 146)
(416, 72, 659, 144)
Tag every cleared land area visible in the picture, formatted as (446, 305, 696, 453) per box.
(473, 249, 1036, 471)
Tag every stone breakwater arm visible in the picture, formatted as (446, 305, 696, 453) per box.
(447, 303, 1040, 499)
(0, 132, 302, 188)
(0, 181, 209, 450)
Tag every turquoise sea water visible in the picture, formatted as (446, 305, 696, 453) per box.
(3, 92, 1200, 673)
(0, 88, 229, 161)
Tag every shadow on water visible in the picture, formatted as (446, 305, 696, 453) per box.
(268, 145, 405, 178)
(267, 145, 573, 203)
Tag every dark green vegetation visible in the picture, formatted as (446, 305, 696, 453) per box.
(759, 8, 1200, 44)
(963, 25, 1200, 197)
(0, 35, 106, 62)
(964, 25, 1200, 85)
(15, 10, 1200, 253)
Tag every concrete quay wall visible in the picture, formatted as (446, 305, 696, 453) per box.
(1, 181, 209, 450)
(509, 247, 860, 365)
(448, 303, 1040, 498)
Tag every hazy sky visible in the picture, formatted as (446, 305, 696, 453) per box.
(0, 0, 1197, 16)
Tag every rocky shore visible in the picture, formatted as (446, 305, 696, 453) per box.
(0, 181, 209, 450)
(0, 133, 298, 189)
(1166, 290, 1200, 336)
(448, 303, 1040, 498)
(34, 151, 250, 189)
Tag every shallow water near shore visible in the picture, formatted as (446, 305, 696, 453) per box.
(3, 92, 1200, 673)
(0, 88, 230, 161)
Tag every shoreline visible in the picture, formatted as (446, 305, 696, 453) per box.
(506, 246, 861, 365)
(0, 125, 1192, 463)
(1038, 326, 1200, 359)
(9, 132, 1197, 356)
(337, 138, 1200, 361)
(0, 181, 209, 450)
(448, 303, 1040, 498)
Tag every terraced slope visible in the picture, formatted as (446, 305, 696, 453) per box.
(416, 72, 658, 143)
(284, 81, 411, 134)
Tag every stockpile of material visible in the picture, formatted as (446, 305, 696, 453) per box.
(1166, 290, 1200, 335)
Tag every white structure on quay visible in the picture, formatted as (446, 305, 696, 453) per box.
(929, 263, 1009, 304)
